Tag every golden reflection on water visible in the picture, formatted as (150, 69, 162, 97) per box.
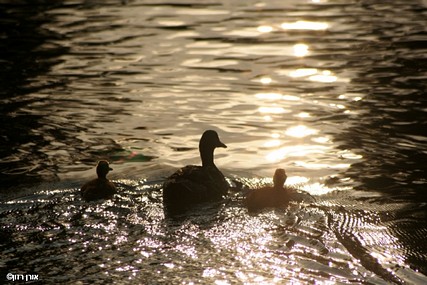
(255, 93, 300, 101)
(309, 70, 338, 83)
(295, 161, 350, 170)
(187, 9, 359, 194)
(296, 112, 310, 118)
(288, 68, 346, 83)
(286, 175, 309, 185)
(258, 106, 288, 114)
(250, 31, 354, 181)
(281, 20, 329, 31)
(266, 145, 330, 162)
(259, 77, 272, 84)
(289, 68, 318, 78)
(255, 92, 282, 100)
(338, 93, 364, 102)
(263, 140, 281, 148)
(293, 43, 309, 57)
(285, 125, 318, 138)
(303, 182, 342, 196)
(312, 136, 331, 144)
(262, 115, 273, 122)
(257, 25, 273, 33)
(5, 1, 426, 283)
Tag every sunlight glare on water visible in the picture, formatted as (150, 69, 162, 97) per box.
(281, 20, 329, 31)
(1, 0, 427, 283)
(293, 43, 310, 57)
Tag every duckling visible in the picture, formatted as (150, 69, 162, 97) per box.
(163, 130, 229, 210)
(81, 160, 117, 201)
(245, 168, 290, 212)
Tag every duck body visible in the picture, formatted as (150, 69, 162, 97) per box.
(163, 130, 229, 211)
(81, 161, 116, 202)
(245, 186, 290, 212)
(81, 178, 116, 201)
(163, 165, 228, 205)
(245, 169, 290, 212)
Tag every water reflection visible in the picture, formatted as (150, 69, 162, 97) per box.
(0, 0, 68, 188)
(295, 112, 310, 118)
(285, 125, 318, 138)
(289, 68, 318, 78)
(259, 77, 272, 85)
(293, 43, 309, 57)
(255, 93, 300, 101)
(1, 0, 427, 282)
(281, 20, 329, 31)
(287, 68, 348, 83)
(309, 70, 338, 83)
(258, 106, 288, 114)
(257, 25, 273, 33)
(266, 145, 330, 162)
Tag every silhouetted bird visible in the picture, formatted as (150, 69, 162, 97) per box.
(245, 168, 290, 212)
(81, 160, 116, 201)
(163, 130, 229, 212)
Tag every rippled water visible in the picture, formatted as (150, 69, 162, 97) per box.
(1, 0, 427, 283)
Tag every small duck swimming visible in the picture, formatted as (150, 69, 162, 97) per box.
(245, 168, 290, 212)
(81, 160, 117, 202)
(163, 130, 229, 211)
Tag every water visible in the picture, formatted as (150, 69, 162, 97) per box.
(1, 0, 427, 283)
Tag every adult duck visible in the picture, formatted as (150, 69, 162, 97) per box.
(163, 130, 229, 211)
(81, 160, 117, 202)
(245, 168, 290, 212)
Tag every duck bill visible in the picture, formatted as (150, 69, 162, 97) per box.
(217, 141, 227, 148)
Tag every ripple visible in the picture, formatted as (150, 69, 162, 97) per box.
(1, 177, 427, 283)
(1, 0, 427, 282)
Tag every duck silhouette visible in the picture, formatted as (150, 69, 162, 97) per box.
(163, 130, 229, 211)
(81, 160, 117, 201)
(245, 168, 290, 212)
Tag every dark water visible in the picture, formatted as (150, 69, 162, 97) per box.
(1, 0, 427, 283)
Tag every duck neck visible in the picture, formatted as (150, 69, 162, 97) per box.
(273, 181, 285, 191)
(200, 147, 216, 168)
(273, 171, 287, 191)
(273, 184, 283, 191)
(97, 171, 108, 180)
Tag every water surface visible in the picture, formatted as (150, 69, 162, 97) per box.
(1, 0, 427, 283)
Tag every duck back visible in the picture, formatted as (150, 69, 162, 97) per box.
(245, 186, 289, 212)
(163, 165, 228, 208)
(81, 178, 116, 202)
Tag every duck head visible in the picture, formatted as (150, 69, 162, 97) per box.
(199, 130, 227, 167)
(273, 168, 287, 189)
(96, 160, 113, 179)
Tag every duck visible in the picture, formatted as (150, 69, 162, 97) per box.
(163, 130, 229, 211)
(245, 168, 290, 212)
(81, 160, 117, 201)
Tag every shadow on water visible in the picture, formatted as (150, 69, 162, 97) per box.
(333, 3, 427, 274)
(0, 1, 68, 189)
